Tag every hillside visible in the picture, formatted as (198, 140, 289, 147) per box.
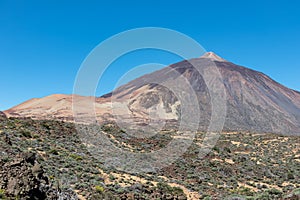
(0, 116, 299, 199)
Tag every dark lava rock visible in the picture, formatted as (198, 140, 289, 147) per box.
(0, 152, 78, 200)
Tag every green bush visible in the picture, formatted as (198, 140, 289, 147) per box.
(95, 185, 104, 193)
(0, 189, 6, 198)
(203, 195, 212, 200)
(48, 149, 59, 155)
(229, 187, 254, 196)
(266, 188, 282, 195)
(287, 171, 294, 179)
(109, 174, 115, 181)
(69, 154, 83, 161)
(293, 188, 300, 195)
(21, 130, 32, 138)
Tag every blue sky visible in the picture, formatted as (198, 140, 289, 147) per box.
(0, 0, 300, 110)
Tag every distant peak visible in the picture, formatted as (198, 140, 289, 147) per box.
(200, 52, 226, 62)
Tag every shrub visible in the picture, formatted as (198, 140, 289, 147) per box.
(0, 189, 6, 198)
(49, 149, 59, 155)
(293, 188, 300, 195)
(95, 185, 104, 193)
(287, 171, 294, 179)
(69, 154, 83, 161)
(203, 196, 212, 200)
(229, 187, 254, 196)
(21, 130, 32, 138)
(109, 174, 115, 181)
(266, 188, 282, 195)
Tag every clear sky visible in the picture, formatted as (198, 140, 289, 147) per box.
(1, 0, 300, 110)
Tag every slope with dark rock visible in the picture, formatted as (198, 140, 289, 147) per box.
(103, 52, 300, 135)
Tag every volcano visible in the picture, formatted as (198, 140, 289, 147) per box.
(5, 52, 300, 135)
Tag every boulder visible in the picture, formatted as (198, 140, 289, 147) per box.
(0, 152, 78, 199)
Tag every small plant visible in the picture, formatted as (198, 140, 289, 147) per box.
(266, 188, 282, 195)
(0, 189, 6, 198)
(95, 185, 104, 193)
(69, 154, 83, 161)
(109, 174, 115, 181)
(203, 195, 212, 200)
(49, 149, 59, 155)
(213, 146, 220, 153)
(1, 156, 10, 163)
(293, 188, 300, 195)
(287, 171, 294, 179)
(21, 130, 32, 138)
(42, 122, 51, 130)
(229, 186, 254, 196)
(284, 188, 300, 199)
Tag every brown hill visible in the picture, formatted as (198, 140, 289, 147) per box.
(4, 52, 300, 135)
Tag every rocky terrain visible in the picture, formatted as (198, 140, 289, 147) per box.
(0, 113, 299, 199)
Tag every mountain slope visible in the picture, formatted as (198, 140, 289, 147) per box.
(100, 52, 300, 135)
(5, 94, 76, 121)
(4, 94, 113, 122)
(4, 52, 300, 135)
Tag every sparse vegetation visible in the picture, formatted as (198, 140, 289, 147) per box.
(0, 117, 299, 199)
